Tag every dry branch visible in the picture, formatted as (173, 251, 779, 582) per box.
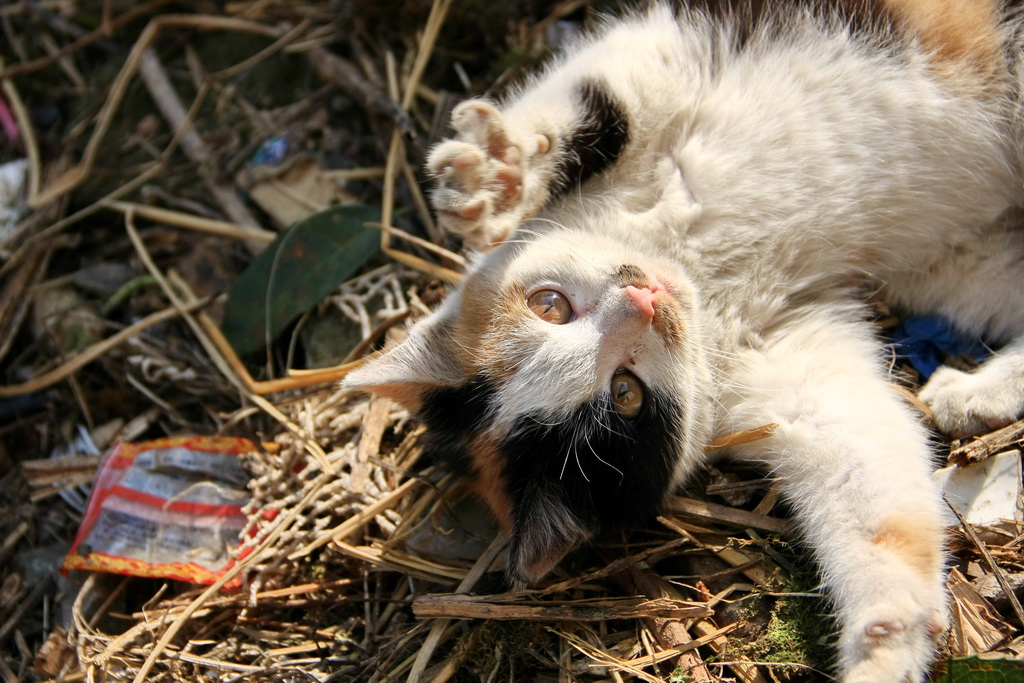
(947, 496, 1024, 628)
(0, 298, 209, 398)
(665, 496, 791, 535)
(0, 1, 175, 81)
(949, 419, 1024, 465)
(413, 594, 712, 622)
(306, 48, 414, 134)
(626, 568, 715, 681)
(137, 47, 262, 236)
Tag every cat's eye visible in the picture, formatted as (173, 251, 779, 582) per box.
(610, 370, 644, 419)
(527, 289, 573, 324)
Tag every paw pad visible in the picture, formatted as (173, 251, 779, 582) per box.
(865, 620, 905, 640)
(426, 99, 544, 250)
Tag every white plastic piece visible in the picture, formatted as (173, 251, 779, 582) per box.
(932, 450, 1023, 527)
(0, 158, 28, 238)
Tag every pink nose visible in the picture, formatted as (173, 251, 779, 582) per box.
(625, 285, 658, 320)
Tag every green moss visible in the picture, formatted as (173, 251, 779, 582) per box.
(450, 621, 552, 682)
(728, 563, 834, 678)
(669, 666, 694, 683)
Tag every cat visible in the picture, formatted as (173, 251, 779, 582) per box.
(344, 1, 1024, 680)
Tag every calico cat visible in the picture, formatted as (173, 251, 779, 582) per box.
(344, 1, 1024, 680)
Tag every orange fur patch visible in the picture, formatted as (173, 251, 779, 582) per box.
(454, 274, 531, 383)
(468, 435, 514, 531)
(882, 0, 1005, 85)
(872, 512, 943, 577)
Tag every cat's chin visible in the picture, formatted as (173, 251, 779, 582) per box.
(505, 551, 562, 587)
(504, 536, 579, 587)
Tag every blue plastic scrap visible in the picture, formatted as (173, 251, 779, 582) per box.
(890, 315, 991, 380)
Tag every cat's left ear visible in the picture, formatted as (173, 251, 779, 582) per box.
(342, 304, 464, 413)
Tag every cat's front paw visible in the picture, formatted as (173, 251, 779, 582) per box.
(427, 101, 549, 251)
(919, 365, 1023, 438)
(843, 610, 946, 679)
(841, 602, 947, 683)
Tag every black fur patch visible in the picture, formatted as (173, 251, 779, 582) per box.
(500, 389, 682, 536)
(550, 80, 630, 199)
(418, 375, 496, 470)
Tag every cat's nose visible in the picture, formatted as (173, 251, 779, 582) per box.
(624, 285, 658, 320)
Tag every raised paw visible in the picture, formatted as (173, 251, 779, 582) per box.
(427, 100, 551, 251)
(919, 365, 1023, 438)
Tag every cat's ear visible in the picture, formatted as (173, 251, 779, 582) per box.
(342, 306, 464, 413)
(506, 483, 594, 584)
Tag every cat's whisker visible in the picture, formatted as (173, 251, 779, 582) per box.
(573, 445, 590, 483)
(558, 444, 571, 481)
(584, 430, 625, 482)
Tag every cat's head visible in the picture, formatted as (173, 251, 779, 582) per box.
(344, 229, 713, 583)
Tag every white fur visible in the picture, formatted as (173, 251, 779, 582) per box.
(349, 4, 1024, 680)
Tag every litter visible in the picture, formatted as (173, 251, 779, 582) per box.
(63, 436, 263, 587)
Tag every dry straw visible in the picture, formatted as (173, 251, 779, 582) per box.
(2, 1, 1020, 681)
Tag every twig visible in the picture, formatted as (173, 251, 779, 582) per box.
(125, 213, 249, 393)
(103, 202, 275, 243)
(706, 424, 777, 452)
(196, 309, 370, 394)
(333, 541, 465, 583)
(0, 161, 163, 273)
(626, 568, 714, 681)
(377, 0, 463, 285)
(371, 222, 465, 267)
(553, 627, 663, 683)
(0, 59, 40, 202)
(0, 298, 209, 398)
(0, 573, 54, 646)
(892, 383, 935, 423)
(0, 521, 30, 566)
(946, 496, 1024, 628)
(137, 46, 262, 235)
(125, 213, 334, 471)
(380, 134, 463, 283)
(532, 537, 691, 597)
(413, 593, 712, 622)
(0, 0, 175, 80)
(948, 419, 1024, 466)
(29, 14, 285, 208)
(0, 241, 51, 365)
(306, 48, 413, 135)
(406, 533, 507, 683)
(210, 18, 313, 81)
(400, 154, 440, 243)
(352, 396, 393, 490)
(665, 497, 791, 535)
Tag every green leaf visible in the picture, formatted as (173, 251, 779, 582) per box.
(221, 204, 381, 356)
(933, 656, 1024, 682)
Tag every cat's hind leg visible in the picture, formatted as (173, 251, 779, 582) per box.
(720, 312, 947, 682)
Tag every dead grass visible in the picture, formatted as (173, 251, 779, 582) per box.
(1, 1, 1022, 682)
